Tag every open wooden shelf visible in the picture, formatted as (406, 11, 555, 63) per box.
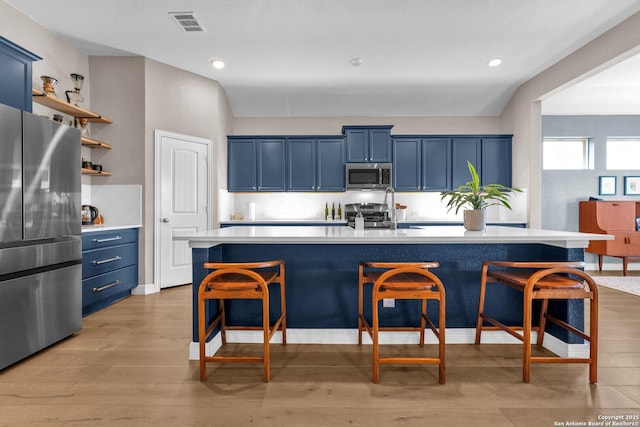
(81, 136, 112, 149)
(32, 88, 112, 123)
(81, 168, 112, 176)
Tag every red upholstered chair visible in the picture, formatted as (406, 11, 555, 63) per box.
(358, 261, 446, 384)
(198, 260, 286, 382)
(475, 261, 598, 383)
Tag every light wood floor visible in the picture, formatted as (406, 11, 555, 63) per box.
(1, 272, 639, 426)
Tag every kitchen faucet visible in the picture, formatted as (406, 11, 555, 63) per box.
(382, 186, 397, 230)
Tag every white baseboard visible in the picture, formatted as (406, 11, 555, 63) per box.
(131, 284, 158, 295)
(188, 328, 589, 360)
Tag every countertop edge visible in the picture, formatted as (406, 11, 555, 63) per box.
(81, 224, 142, 233)
(176, 225, 612, 249)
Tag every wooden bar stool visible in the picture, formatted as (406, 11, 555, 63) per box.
(198, 260, 286, 382)
(474, 261, 598, 383)
(358, 261, 446, 384)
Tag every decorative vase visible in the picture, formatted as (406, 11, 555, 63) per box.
(41, 76, 58, 96)
(464, 209, 486, 231)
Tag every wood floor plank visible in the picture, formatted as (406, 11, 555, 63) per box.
(0, 281, 639, 426)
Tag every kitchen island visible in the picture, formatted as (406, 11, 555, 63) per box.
(176, 226, 611, 358)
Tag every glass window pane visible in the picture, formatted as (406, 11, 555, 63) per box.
(606, 138, 640, 170)
(543, 138, 589, 170)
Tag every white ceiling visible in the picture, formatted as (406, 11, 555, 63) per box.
(6, 0, 640, 117)
(542, 53, 640, 115)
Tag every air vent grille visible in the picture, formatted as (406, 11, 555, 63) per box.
(169, 12, 205, 32)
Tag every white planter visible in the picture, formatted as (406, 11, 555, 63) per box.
(464, 209, 486, 231)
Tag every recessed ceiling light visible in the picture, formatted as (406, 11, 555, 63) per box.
(488, 58, 502, 67)
(211, 60, 225, 69)
(349, 57, 363, 67)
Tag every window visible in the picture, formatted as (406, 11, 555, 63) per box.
(606, 138, 640, 169)
(543, 138, 592, 170)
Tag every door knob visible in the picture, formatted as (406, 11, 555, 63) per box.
(161, 218, 170, 223)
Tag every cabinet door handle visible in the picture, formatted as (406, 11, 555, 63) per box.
(91, 236, 122, 243)
(92, 280, 122, 293)
(91, 256, 122, 266)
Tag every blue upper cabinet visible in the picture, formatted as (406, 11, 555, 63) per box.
(230, 132, 510, 193)
(481, 136, 512, 188)
(393, 137, 450, 192)
(228, 138, 285, 191)
(287, 137, 345, 192)
(230, 136, 344, 192)
(392, 138, 421, 191)
(343, 125, 392, 163)
(452, 137, 481, 188)
(288, 138, 316, 191)
(0, 36, 41, 112)
(317, 138, 345, 191)
(257, 139, 286, 191)
(422, 137, 451, 191)
(228, 138, 257, 191)
(451, 136, 513, 188)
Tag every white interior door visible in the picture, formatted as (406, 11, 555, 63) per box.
(156, 130, 210, 289)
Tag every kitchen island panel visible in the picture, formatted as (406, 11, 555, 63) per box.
(191, 242, 585, 344)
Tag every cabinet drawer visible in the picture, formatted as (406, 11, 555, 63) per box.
(82, 265, 137, 312)
(82, 243, 137, 278)
(82, 228, 138, 250)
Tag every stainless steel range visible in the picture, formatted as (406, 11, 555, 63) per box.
(345, 203, 392, 229)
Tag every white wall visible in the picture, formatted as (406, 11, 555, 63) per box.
(143, 58, 232, 284)
(233, 116, 502, 136)
(501, 11, 640, 228)
(1, 1, 91, 189)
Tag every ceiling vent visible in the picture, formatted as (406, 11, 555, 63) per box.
(169, 12, 205, 32)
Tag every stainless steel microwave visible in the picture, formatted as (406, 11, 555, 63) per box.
(345, 163, 392, 190)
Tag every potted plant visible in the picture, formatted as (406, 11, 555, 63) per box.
(440, 161, 522, 231)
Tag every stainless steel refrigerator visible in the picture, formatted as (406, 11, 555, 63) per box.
(0, 102, 82, 370)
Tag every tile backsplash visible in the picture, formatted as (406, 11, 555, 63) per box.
(225, 189, 528, 223)
(82, 185, 142, 227)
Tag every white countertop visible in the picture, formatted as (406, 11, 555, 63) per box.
(175, 225, 612, 249)
(221, 219, 348, 225)
(220, 219, 525, 225)
(81, 224, 141, 233)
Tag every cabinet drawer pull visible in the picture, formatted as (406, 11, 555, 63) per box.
(91, 236, 122, 243)
(92, 280, 122, 293)
(91, 256, 122, 266)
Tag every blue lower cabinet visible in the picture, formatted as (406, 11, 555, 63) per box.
(82, 265, 138, 315)
(81, 228, 138, 316)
